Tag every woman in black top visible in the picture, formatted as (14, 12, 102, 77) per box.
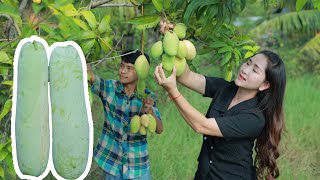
(154, 51, 286, 180)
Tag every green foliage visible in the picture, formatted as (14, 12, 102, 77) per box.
(0, 2, 22, 27)
(0, 136, 15, 179)
(128, 15, 161, 29)
(127, 0, 260, 79)
(296, 0, 309, 11)
(0, 99, 12, 122)
(251, 10, 320, 39)
(0, 1, 116, 178)
(296, 34, 320, 74)
(314, 0, 320, 10)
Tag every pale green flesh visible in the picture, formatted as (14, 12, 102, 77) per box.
(15, 42, 50, 176)
(49, 46, 89, 179)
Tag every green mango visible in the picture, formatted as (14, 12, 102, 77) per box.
(137, 79, 146, 95)
(150, 41, 163, 59)
(161, 54, 175, 72)
(163, 31, 179, 56)
(183, 40, 196, 60)
(174, 57, 187, 77)
(140, 114, 149, 127)
(134, 55, 150, 79)
(147, 114, 156, 133)
(173, 23, 187, 39)
(176, 41, 187, 59)
(139, 126, 147, 135)
(130, 115, 141, 133)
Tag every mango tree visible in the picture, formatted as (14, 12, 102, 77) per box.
(0, 0, 276, 179)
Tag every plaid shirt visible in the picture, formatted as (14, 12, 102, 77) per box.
(91, 74, 161, 179)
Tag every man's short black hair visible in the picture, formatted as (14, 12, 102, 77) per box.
(121, 50, 150, 65)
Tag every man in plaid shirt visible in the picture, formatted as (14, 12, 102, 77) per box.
(87, 50, 163, 180)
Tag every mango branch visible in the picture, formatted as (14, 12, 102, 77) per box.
(95, 4, 135, 8)
(88, 49, 138, 69)
(0, 11, 52, 51)
(87, 33, 133, 69)
(88, 0, 113, 9)
(0, 37, 19, 51)
(0, 14, 21, 36)
(141, 3, 145, 54)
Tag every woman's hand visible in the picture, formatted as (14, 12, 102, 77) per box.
(154, 64, 179, 97)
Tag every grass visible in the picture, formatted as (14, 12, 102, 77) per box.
(277, 75, 320, 179)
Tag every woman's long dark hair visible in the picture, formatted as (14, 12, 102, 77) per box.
(254, 50, 286, 179)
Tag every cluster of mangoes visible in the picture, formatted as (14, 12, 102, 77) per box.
(150, 23, 197, 77)
(130, 114, 157, 135)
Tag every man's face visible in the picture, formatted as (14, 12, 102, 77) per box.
(119, 61, 138, 84)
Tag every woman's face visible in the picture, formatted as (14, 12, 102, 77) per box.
(235, 53, 270, 91)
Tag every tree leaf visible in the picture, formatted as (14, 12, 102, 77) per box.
(0, 66, 9, 77)
(1, 80, 13, 86)
(0, 166, 4, 178)
(99, 36, 113, 53)
(152, 0, 163, 12)
(251, 45, 260, 53)
(73, 18, 90, 31)
(234, 51, 240, 67)
(211, 53, 222, 62)
(32, 2, 45, 15)
(237, 39, 255, 46)
(93, 40, 101, 58)
(242, 45, 253, 51)
(5, 154, 15, 177)
(296, 0, 308, 11)
(81, 10, 97, 30)
(218, 46, 233, 54)
(0, 3, 22, 26)
(250, 10, 320, 38)
(2, 0, 18, 8)
(81, 39, 96, 55)
(53, 0, 74, 8)
(240, 0, 246, 11)
(164, 0, 171, 9)
(0, 141, 10, 152)
(128, 15, 161, 29)
(0, 51, 12, 65)
(197, 47, 212, 55)
(58, 3, 79, 17)
(234, 48, 242, 57)
(220, 52, 232, 66)
(245, 51, 254, 58)
(78, 31, 97, 40)
(173, 0, 185, 10)
(7, 145, 12, 153)
(98, 15, 111, 34)
(128, 15, 159, 25)
(210, 41, 228, 48)
(0, 150, 9, 162)
(183, 0, 219, 24)
(313, 0, 320, 10)
(0, 99, 12, 122)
